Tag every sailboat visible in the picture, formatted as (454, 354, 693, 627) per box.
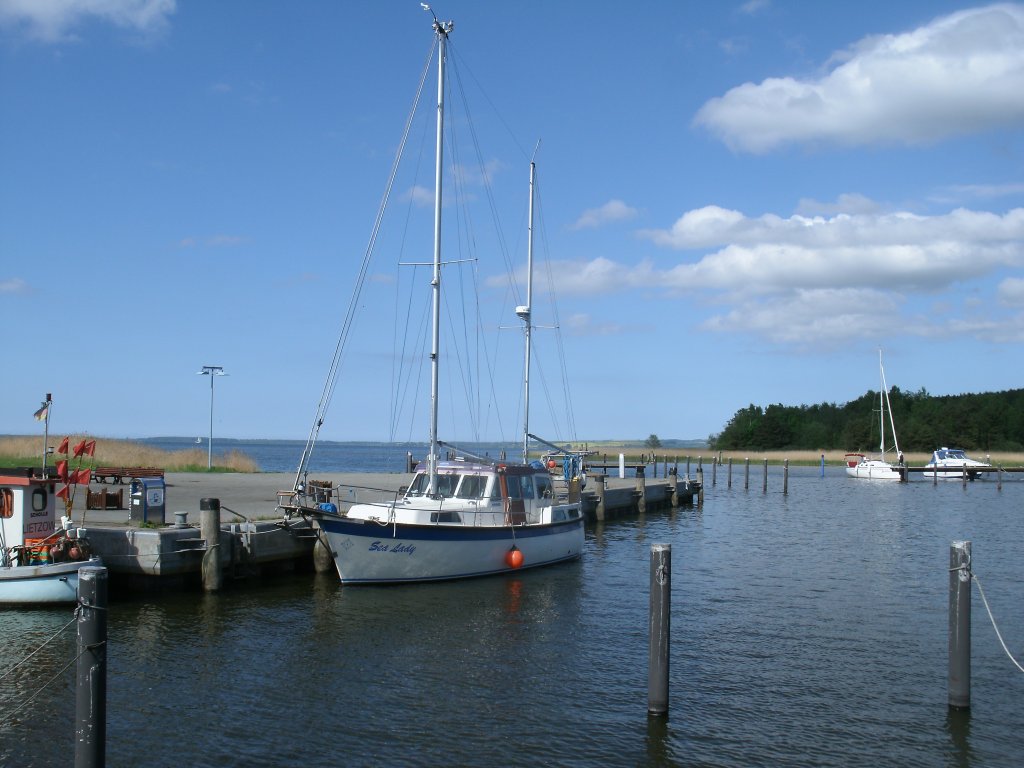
(845, 352, 904, 481)
(280, 14, 584, 584)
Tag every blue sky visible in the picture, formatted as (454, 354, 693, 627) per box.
(2, 0, 1022, 446)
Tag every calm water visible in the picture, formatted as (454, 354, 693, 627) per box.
(2, 465, 1023, 767)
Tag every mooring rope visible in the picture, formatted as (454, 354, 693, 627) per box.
(0, 641, 106, 726)
(972, 572, 1024, 674)
(0, 613, 77, 681)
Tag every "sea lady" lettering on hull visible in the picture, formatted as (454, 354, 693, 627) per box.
(369, 541, 416, 555)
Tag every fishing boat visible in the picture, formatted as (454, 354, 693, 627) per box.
(846, 352, 904, 481)
(923, 447, 990, 480)
(1, 396, 102, 604)
(280, 12, 584, 584)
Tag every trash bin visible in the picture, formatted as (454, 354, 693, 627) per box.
(129, 477, 166, 524)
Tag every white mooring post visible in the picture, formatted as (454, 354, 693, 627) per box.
(948, 540, 971, 710)
(648, 543, 671, 716)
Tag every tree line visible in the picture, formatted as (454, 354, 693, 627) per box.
(709, 388, 1024, 452)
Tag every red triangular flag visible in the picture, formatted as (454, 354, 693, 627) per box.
(70, 469, 81, 484)
(58, 436, 69, 454)
(72, 439, 87, 458)
(78, 468, 91, 485)
(56, 460, 69, 481)
(56, 485, 70, 499)
(85, 440, 96, 457)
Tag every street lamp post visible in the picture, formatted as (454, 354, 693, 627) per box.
(197, 366, 226, 470)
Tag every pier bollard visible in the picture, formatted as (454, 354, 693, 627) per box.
(636, 465, 647, 514)
(948, 540, 971, 710)
(200, 498, 222, 592)
(619, 454, 626, 480)
(762, 458, 768, 493)
(75, 566, 108, 768)
(593, 473, 607, 522)
(668, 467, 679, 507)
(727, 458, 732, 489)
(783, 460, 789, 495)
(696, 467, 704, 508)
(648, 543, 671, 717)
(744, 458, 750, 490)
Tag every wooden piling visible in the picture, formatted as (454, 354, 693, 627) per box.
(648, 543, 671, 717)
(668, 467, 679, 507)
(762, 458, 768, 493)
(948, 540, 971, 710)
(593, 473, 607, 521)
(783, 459, 789, 495)
(75, 566, 108, 768)
(711, 459, 717, 486)
(744, 458, 750, 490)
(636, 465, 647, 514)
(201, 497, 222, 592)
(727, 458, 733, 489)
(696, 467, 704, 508)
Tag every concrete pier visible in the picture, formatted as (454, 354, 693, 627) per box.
(57, 470, 700, 589)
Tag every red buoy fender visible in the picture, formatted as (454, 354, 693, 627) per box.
(505, 545, 524, 569)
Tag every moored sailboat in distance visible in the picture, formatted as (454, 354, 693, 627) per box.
(280, 13, 585, 583)
(846, 351, 903, 481)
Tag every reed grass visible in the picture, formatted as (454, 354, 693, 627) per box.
(0, 435, 259, 472)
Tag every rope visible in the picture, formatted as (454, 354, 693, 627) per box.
(0, 641, 106, 726)
(0, 613, 77, 681)
(972, 572, 1024, 674)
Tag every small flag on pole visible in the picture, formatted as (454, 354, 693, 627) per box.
(85, 440, 97, 457)
(33, 403, 49, 421)
(72, 439, 87, 458)
(58, 436, 70, 454)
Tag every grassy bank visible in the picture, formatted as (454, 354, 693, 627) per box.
(0, 435, 259, 473)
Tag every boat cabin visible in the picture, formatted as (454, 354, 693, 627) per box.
(0, 468, 59, 565)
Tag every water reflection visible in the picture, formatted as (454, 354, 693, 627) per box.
(945, 708, 973, 768)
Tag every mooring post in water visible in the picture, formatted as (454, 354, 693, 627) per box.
(648, 543, 671, 717)
(667, 466, 679, 506)
(636, 465, 647, 514)
(820, 453, 825, 478)
(711, 459, 717, 486)
(727, 457, 733, 488)
(75, 566, 108, 768)
(998, 465, 1003, 491)
(762, 458, 768, 493)
(783, 459, 789, 495)
(744, 458, 750, 490)
(593, 473, 607, 521)
(696, 467, 704, 507)
(948, 540, 971, 710)
(200, 497, 222, 591)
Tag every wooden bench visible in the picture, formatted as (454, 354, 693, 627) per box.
(93, 467, 165, 485)
(87, 487, 124, 510)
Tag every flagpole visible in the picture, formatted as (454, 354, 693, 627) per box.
(41, 393, 52, 478)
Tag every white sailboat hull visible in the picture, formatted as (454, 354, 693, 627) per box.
(845, 460, 902, 481)
(0, 558, 102, 605)
(315, 515, 583, 584)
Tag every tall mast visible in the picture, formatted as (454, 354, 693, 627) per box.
(879, 350, 900, 458)
(428, 16, 453, 493)
(518, 162, 536, 463)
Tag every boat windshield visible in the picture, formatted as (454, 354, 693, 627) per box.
(947, 449, 967, 459)
(455, 475, 488, 499)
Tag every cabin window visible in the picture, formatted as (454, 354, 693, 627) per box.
(535, 475, 553, 499)
(430, 511, 462, 523)
(406, 473, 430, 497)
(0, 488, 13, 519)
(31, 488, 47, 512)
(435, 474, 458, 498)
(519, 476, 535, 499)
(488, 479, 502, 501)
(455, 475, 487, 499)
(506, 478, 522, 500)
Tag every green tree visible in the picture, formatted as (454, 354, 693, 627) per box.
(645, 434, 662, 449)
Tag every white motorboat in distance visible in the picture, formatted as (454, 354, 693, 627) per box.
(923, 447, 990, 480)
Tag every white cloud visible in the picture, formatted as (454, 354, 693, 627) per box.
(795, 193, 882, 217)
(552, 203, 1024, 346)
(0, 277, 29, 294)
(0, 0, 176, 42)
(998, 276, 1024, 306)
(694, 4, 1024, 152)
(571, 200, 638, 230)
